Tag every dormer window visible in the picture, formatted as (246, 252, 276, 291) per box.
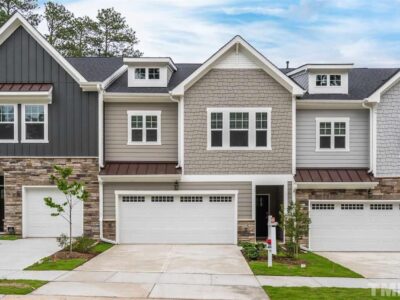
(149, 68, 160, 80)
(135, 68, 146, 79)
(316, 75, 327, 86)
(330, 75, 341, 86)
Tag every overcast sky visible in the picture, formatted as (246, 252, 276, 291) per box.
(37, 0, 400, 68)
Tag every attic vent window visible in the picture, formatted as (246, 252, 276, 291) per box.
(135, 68, 146, 79)
(149, 68, 160, 80)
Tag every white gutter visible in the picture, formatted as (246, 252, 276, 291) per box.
(97, 84, 105, 169)
(362, 99, 374, 174)
(295, 182, 379, 190)
(98, 177, 116, 244)
(169, 94, 182, 170)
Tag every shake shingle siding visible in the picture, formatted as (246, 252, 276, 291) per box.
(377, 81, 400, 177)
(184, 69, 292, 175)
(0, 26, 98, 156)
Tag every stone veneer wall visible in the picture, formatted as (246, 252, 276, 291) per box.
(103, 220, 116, 241)
(296, 177, 400, 246)
(238, 220, 256, 242)
(1, 158, 99, 237)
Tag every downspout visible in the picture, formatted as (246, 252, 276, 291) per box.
(362, 99, 373, 173)
(98, 177, 116, 244)
(169, 94, 182, 170)
(97, 84, 105, 169)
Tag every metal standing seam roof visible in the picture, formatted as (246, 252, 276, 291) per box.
(295, 168, 376, 183)
(0, 83, 52, 91)
(100, 162, 181, 176)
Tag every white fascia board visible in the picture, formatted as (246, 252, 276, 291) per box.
(171, 36, 305, 96)
(123, 57, 177, 71)
(365, 69, 400, 103)
(103, 92, 171, 102)
(98, 174, 181, 183)
(295, 182, 379, 190)
(0, 90, 53, 103)
(0, 13, 87, 85)
(182, 174, 294, 185)
(102, 65, 128, 90)
(287, 64, 354, 76)
(309, 199, 400, 203)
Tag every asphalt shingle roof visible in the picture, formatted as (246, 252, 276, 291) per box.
(66, 57, 124, 82)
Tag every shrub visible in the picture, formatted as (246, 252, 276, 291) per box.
(56, 234, 69, 249)
(240, 242, 266, 261)
(72, 236, 96, 253)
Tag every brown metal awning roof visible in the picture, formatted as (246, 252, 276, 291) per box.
(100, 162, 181, 176)
(0, 83, 52, 92)
(295, 168, 375, 183)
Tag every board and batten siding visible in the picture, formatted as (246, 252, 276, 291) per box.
(103, 181, 252, 220)
(104, 102, 178, 162)
(296, 109, 369, 168)
(0, 26, 98, 156)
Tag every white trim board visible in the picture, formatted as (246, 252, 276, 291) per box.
(295, 182, 379, 190)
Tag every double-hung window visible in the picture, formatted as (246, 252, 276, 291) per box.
(208, 108, 271, 150)
(316, 117, 349, 151)
(127, 111, 161, 145)
(0, 104, 17, 143)
(22, 104, 48, 143)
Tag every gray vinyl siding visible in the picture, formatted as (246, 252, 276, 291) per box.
(103, 181, 252, 220)
(0, 26, 98, 156)
(296, 109, 369, 168)
(104, 102, 178, 162)
(377, 81, 400, 176)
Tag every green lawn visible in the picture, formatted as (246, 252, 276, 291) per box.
(249, 252, 362, 277)
(0, 279, 47, 295)
(264, 286, 400, 300)
(0, 235, 21, 240)
(25, 241, 113, 271)
(89, 241, 114, 254)
(25, 258, 87, 271)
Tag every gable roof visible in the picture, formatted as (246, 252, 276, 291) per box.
(290, 68, 400, 100)
(0, 12, 87, 85)
(171, 35, 305, 96)
(66, 57, 124, 82)
(106, 63, 201, 93)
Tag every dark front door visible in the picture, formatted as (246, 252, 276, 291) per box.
(256, 194, 270, 238)
(0, 177, 4, 232)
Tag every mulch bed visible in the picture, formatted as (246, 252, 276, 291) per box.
(47, 250, 95, 261)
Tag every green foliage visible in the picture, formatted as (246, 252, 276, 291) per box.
(44, 165, 89, 253)
(0, 234, 20, 240)
(0, 279, 47, 295)
(0, 0, 41, 27)
(240, 242, 266, 261)
(89, 242, 114, 254)
(279, 201, 311, 258)
(56, 233, 69, 249)
(72, 236, 96, 253)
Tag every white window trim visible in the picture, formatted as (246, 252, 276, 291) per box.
(148, 68, 160, 80)
(127, 110, 161, 145)
(315, 117, 349, 152)
(21, 104, 49, 143)
(316, 74, 342, 87)
(0, 104, 18, 143)
(207, 107, 272, 151)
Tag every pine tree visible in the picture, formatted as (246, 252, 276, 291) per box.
(0, 0, 41, 27)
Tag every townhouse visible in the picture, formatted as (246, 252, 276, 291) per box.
(1, 13, 400, 251)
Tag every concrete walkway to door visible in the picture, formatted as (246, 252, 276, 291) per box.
(32, 245, 268, 299)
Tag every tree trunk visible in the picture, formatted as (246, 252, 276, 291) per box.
(69, 202, 72, 254)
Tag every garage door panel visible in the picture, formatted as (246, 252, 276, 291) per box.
(310, 201, 400, 251)
(24, 187, 83, 238)
(118, 193, 236, 244)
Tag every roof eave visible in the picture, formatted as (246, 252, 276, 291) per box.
(295, 182, 379, 190)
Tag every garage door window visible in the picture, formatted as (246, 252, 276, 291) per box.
(180, 196, 203, 202)
(151, 196, 174, 202)
(209, 196, 232, 202)
(370, 203, 393, 210)
(341, 203, 364, 210)
(122, 196, 145, 202)
(311, 203, 335, 210)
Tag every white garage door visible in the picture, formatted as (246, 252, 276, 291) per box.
(23, 187, 83, 238)
(310, 201, 400, 251)
(117, 192, 237, 244)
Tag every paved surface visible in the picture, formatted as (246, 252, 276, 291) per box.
(318, 252, 400, 279)
(0, 238, 59, 270)
(31, 245, 268, 300)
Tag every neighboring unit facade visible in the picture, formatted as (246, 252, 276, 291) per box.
(1, 13, 400, 252)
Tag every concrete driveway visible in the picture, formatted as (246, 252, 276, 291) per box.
(0, 238, 59, 270)
(318, 252, 400, 279)
(33, 245, 268, 299)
